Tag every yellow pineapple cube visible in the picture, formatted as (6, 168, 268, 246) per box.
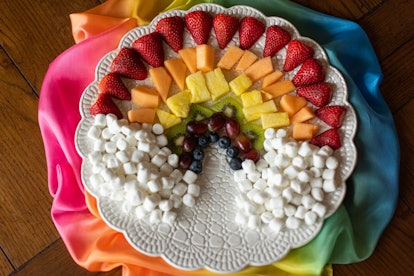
(242, 100, 277, 122)
(166, 90, 191, 118)
(205, 68, 230, 101)
(229, 73, 253, 96)
(261, 112, 290, 129)
(240, 90, 263, 108)
(156, 109, 181, 129)
(186, 71, 211, 103)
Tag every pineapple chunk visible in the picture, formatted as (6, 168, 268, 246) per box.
(229, 73, 253, 96)
(242, 100, 277, 122)
(261, 112, 290, 129)
(240, 90, 263, 108)
(156, 109, 181, 129)
(205, 68, 230, 101)
(166, 90, 192, 118)
(186, 71, 211, 103)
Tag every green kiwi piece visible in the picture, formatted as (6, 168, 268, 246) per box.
(210, 96, 244, 122)
(186, 104, 214, 122)
(165, 123, 186, 154)
(240, 122, 265, 151)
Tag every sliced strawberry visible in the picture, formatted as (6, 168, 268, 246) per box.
(155, 16, 185, 52)
(296, 82, 332, 107)
(185, 10, 213, 45)
(263, 25, 291, 57)
(283, 40, 314, 71)
(310, 128, 341, 150)
(132, 32, 164, 67)
(110, 47, 147, 80)
(292, 58, 325, 87)
(213, 13, 239, 49)
(98, 72, 131, 100)
(239, 17, 266, 50)
(316, 105, 347, 128)
(90, 93, 123, 119)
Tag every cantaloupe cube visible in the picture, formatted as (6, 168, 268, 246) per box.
(261, 112, 290, 129)
(242, 100, 277, 122)
(204, 68, 230, 100)
(131, 85, 160, 108)
(292, 123, 318, 140)
(217, 45, 244, 70)
(164, 58, 187, 90)
(241, 90, 263, 108)
(178, 47, 197, 73)
(186, 71, 211, 103)
(149, 67, 172, 102)
(244, 57, 273, 82)
(279, 95, 307, 116)
(128, 108, 156, 124)
(166, 90, 191, 118)
(235, 50, 258, 71)
(290, 106, 315, 123)
(196, 44, 215, 72)
(229, 73, 252, 96)
(156, 109, 181, 129)
(262, 70, 284, 88)
(263, 79, 296, 99)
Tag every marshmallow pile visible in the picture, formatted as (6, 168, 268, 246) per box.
(86, 114, 200, 225)
(233, 128, 339, 232)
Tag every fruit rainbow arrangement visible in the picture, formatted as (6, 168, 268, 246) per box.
(76, 4, 356, 272)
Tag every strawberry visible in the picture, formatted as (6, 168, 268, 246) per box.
(239, 17, 266, 50)
(263, 25, 291, 57)
(155, 16, 184, 52)
(185, 10, 213, 45)
(213, 13, 239, 49)
(292, 58, 325, 87)
(310, 128, 341, 150)
(98, 72, 131, 100)
(90, 93, 123, 119)
(110, 47, 147, 80)
(315, 105, 347, 128)
(132, 32, 164, 67)
(296, 82, 332, 107)
(283, 40, 314, 71)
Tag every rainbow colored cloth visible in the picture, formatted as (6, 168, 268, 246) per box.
(38, 0, 399, 275)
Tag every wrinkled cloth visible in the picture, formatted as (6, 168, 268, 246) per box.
(39, 0, 399, 275)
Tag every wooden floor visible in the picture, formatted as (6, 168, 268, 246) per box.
(1, 0, 413, 275)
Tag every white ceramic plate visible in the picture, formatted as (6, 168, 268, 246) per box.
(75, 4, 357, 273)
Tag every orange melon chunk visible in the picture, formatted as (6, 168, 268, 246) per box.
(149, 67, 172, 102)
(236, 50, 258, 71)
(262, 79, 296, 99)
(292, 123, 318, 140)
(131, 85, 160, 108)
(178, 47, 197, 73)
(244, 57, 273, 82)
(262, 70, 284, 88)
(196, 44, 215, 72)
(290, 106, 315, 123)
(217, 45, 244, 70)
(164, 58, 187, 90)
(128, 108, 156, 124)
(279, 95, 307, 117)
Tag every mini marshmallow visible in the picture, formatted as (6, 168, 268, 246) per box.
(269, 218, 283, 233)
(109, 177, 123, 190)
(271, 137, 284, 150)
(89, 174, 103, 188)
(252, 190, 269, 205)
(162, 211, 177, 225)
(323, 179, 336, 193)
(183, 194, 196, 207)
(116, 151, 130, 163)
(284, 142, 298, 158)
(100, 168, 115, 182)
(135, 205, 148, 219)
(99, 185, 111, 197)
(115, 138, 128, 151)
(159, 199, 173, 212)
(312, 202, 327, 218)
(149, 209, 162, 224)
(160, 163, 174, 175)
(235, 211, 248, 225)
(322, 169, 336, 180)
(242, 159, 256, 174)
(253, 178, 267, 190)
(143, 194, 161, 212)
(284, 204, 296, 217)
(108, 120, 122, 134)
(234, 169, 247, 182)
(135, 129, 148, 141)
(137, 167, 150, 184)
(263, 139, 273, 152)
(298, 141, 314, 157)
(284, 165, 299, 180)
(173, 182, 187, 196)
(255, 159, 269, 172)
(130, 150, 148, 163)
(292, 156, 307, 170)
(310, 177, 323, 188)
(161, 176, 175, 190)
(297, 170, 312, 183)
(187, 184, 201, 197)
(291, 179, 306, 194)
(266, 197, 284, 210)
(94, 113, 107, 127)
(87, 125, 102, 140)
(123, 162, 137, 175)
(312, 154, 325, 169)
(121, 125, 135, 137)
(151, 123, 164, 135)
(148, 145, 161, 158)
(247, 189, 260, 201)
(247, 215, 261, 228)
(147, 179, 162, 193)
(268, 173, 287, 188)
(167, 154, 179, 168)
(138, 141, 151, 153)
(238, 179, 253, 192)
(88, 151, 102, 165)
(295, 205, 307, 219)
(159, 189, 172, 199)
(276, 128, 287, 138)
(247, 171, 261, 183)
(105, 141, 117, 154)
(169, 169, 183, 183)
(301, 194, 316, 210)
(304, 211, 318, 225)
(93, 139, 106, 152)
(169, 194, 182, 209)
(263, 149, 277, 165)
(265, 186, 282, 198)
(92, 163, 105, 174)
(260, 212, 274, 224)
(318, 145, 334, 156)
(291, 194, 303, 206)
(156, 134, 169, 147)
(311, 188, 324, 201)
(285, 216, 301, 229)
(126, 189, 146, 206)
(264, 128, 276, 139)
(244, 200, 263, 215)
(326, 156, 339, 169)
(182, 170, 198, 184)
(272, 208, 285, 219)
(101, 128, 113, 140)
(282, 187, 294, 202)
(141, 123, 152, 132)
(309, 167, 322, 178)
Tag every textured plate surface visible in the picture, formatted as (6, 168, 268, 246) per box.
(75, 4, 357, 273)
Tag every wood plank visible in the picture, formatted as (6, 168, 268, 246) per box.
(0, 49, 58, 268)
(0, 250, 14, 276)
(13, 239, 122, 276)
(0, 0, 101, 93)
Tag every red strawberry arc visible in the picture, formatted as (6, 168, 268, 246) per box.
(310, 128, 342, 150)
(296, 82, 332, 107)
(90, 93, 123, 119)
(239, 16, 266, 50)
(132, 32, 165, 68)
(185, 10, 213, 45)
(283, 39, 314, 71)
(292, 58, 325, 87)
(213, 13, 239, 49)
(263, 25, 291, 57)
(110, 47, 147, 80)
(156, 16, 185, 53)
(316, 105, 347, 128)
(98, 72, 131, 101)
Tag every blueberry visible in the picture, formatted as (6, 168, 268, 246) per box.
(226, 146, 239, 158)
(197, 135, 209, 148)
(229, 157, 243, 170)
(209, 132, 219, 143)
(218, 136, 231, 149)
(193, 148, 205, 161)
(189, 160, 203, 174)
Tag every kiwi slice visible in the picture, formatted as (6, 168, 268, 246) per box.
(186, 104, 214, 122)
(210, 96, 244, 122)
(165, 123, 186, 154)
(240, 122, 265, 151)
